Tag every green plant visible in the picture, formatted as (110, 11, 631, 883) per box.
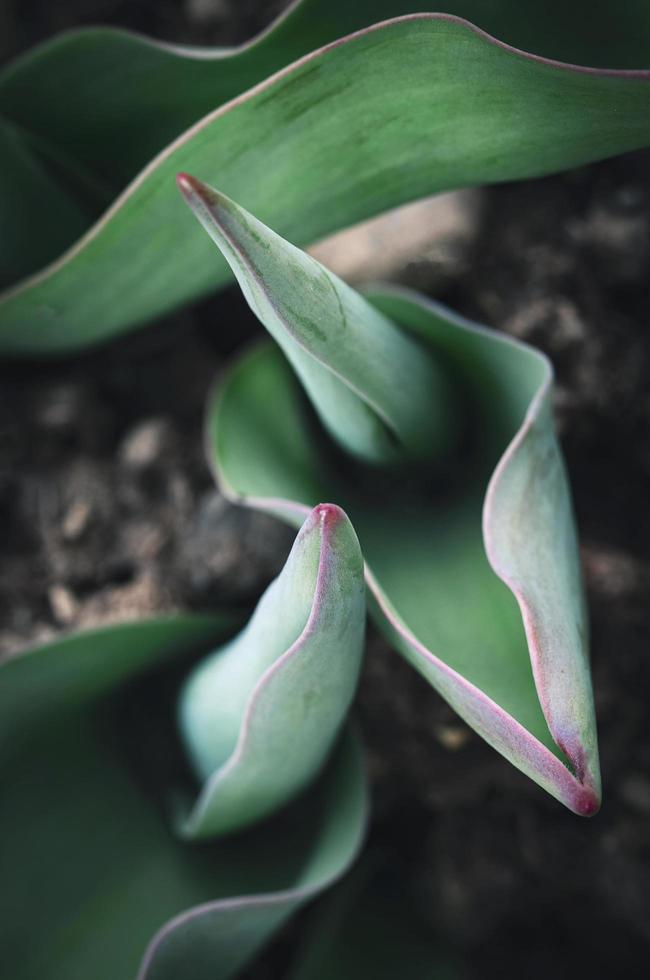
(2, 2, 648, 976)
(179, 175, 599, 816)
(2, 3, 650, 351)
(0, 506, 367, 979)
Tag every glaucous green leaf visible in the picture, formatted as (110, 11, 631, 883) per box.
(200, 195, 600, 815)
(177, 174, 456, 465)
(0, 614, 367, 980)
(137, 732, 366, 980)
(178, 502, 365, 837)
(0, 612, 233, 735)
(2, 8, 650, 351)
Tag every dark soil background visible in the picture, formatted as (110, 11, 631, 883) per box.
(2, 2, 649, 978)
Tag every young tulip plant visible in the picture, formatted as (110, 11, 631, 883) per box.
(0, 505, 368, 980)
(2, 1, 650, 977)
(177, 173, 600, 817)
(2, 2, 650, 351)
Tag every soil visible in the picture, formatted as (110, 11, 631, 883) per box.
(2, 3, 650, 978)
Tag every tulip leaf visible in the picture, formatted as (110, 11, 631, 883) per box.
(177, 175, 457, 465)
(201, 196, 600, 813)
(0, 612, 233, 734)
(0, 119, 91, 289)
(179, 502, 365, 838)
(138, 732, 366, 980)
(0, 614, 367, 980)
(2, 8, 650, 351)
(288, 864, 458, 980)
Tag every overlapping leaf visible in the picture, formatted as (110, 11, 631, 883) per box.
(2, 3, 650, 351)
(189, 182, 600, 815)
(288, 863, 458, 979)
(178, 502, 365, 837)
(137, 732, 365, 980)
(0, 507, 367, 980)
(176, 174, 457, 465)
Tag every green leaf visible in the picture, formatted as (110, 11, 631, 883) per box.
(138, 732, 366, 980)
(203, 203, 599, 813)
(0, 118, 90, 289)
(0, 612, 234, 736)
(177, 175, 457, 465)
(178, 502, 365, 838)
(2, 8, 650, 351)
(288, 863, 459, 980)
(0, 615, 367, 980)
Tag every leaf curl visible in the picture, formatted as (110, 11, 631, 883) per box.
(179, 502, 365, 838)
(177, 174, 457, 465)
(201, 201, 600, 815)
(0, 608, 367, 978)
(2, 7, 650, 351)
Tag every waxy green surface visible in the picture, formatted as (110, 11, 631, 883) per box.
(0, 605, 367, 978)
(179, 503, 365, 837)
(189, 184, 600, 814)
(2, 2, 650, 350)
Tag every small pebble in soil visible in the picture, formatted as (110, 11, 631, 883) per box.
(48, 584, 79, 625)
(119, 417, 174, 469)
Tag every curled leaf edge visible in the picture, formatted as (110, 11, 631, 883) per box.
(2, 10, 650, 309)
(205, 291, 600, 817)
(183, 502, 363, 837)
(137, 728, 368, 980)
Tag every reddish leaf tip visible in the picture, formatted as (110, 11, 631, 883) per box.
(176, 172, 216, 205)
(573, 786, 601, 818)
(175, 171, 195, 193)
(555, 734, 601, 816)
(313, 502, 346, 529)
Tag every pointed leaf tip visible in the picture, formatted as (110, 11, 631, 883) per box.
(576, 790, 600, 818)
(312, 502, 346, 530)
(176, 171, 216, 204)
(182, 180, 459, 465)
(558, 734, 601, 816)
(178, 501, 365, 837)
(6, 13, 650, 352)
(208, 287, 603, 815)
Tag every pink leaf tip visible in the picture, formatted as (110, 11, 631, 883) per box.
(573, 786, 601, 817)
(176, 172, 216, 204)
(313, 503, 346, 530)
